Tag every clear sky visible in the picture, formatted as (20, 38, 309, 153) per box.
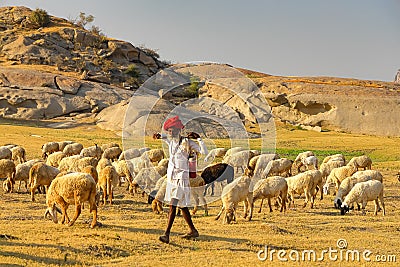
(2, 0, 399, 82)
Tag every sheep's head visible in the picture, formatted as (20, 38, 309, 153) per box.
(44, 203, 58, 223)
(340, 203, 350, 215)
(334, 198, 342, 209)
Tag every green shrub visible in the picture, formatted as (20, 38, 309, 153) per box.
(124, 64, 140, 78)
(29, 8, 50, 28)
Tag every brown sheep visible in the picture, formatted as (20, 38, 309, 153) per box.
(29, 162, 60, 201)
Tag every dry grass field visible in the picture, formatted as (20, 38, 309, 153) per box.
(1, 120, 400, 267)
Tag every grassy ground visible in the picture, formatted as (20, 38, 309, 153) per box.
(0, 121, 399, 266)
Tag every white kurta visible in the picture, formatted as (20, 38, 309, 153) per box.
(163, 136, 207, 207)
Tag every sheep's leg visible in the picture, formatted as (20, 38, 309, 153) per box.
(243, 200, 248, 219)
(30, 185, 37, 202)
(192, 197, 198, 215)
(215, 206, 225, 220)
(361, 201, 367, 215)
(268, 197, 273, 212)
(379, 195, 385, 216)
(103, 187, 107, 205)
(374, 199, 379, 216)
(68, 204, 82, 227)
(198, 194, 208, 216)
(258, 199, 264, 213)
(109, 187, 113, 205)
(247, 197, 253, 221)
(203, 203, 208, 216)
(90, 206, 98, 228)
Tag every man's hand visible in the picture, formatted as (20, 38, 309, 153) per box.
(187, 132, 200, 139)
(153, 133, 161, 139)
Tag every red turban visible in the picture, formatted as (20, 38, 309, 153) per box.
(163, 116, 184, 130)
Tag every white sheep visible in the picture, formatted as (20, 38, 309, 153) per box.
(334, 170, 383, 209)
(293, 151, 315, 172)
(63, 143, 84, 157)
(141, 148, 165, 163)
(286, 170, 322, 208)
(41, 142, 59, 159)
(112, 160, 135, 192)
(347, 155, 372, 170)
(223, 147, 246, 160)
(0, 146, 12, 160)
(215, 174, 254, 224)
(10, 146, 26, 164)
(29, 162, 60, 201)
(118, 148, 141, 161)
(319, 158, 345, 185)
(249, 153, 280, 177)
(301, 155, 318, 171)
(98, 166, 120, 205)
(340, 180, 385, 216)
(322, 154, 345, 164)
(204, 148, 228, 162)
(57, 141, 74, 152)
(262, 158, 293, 178)
(44, 172, 98, 228)
(222, 150, 256, 174)
(58, 155, 83, 172)
(96, 157, 112, 175)
(101, 147, 122, 162)
(80, 144, 103, 159)
(1, 159, 16, 193)
(101, 143, 120, 152)
(252, 176, 288, 213)
(323, 164, 358, 195)
(46, 151, 67, 168)
(13, 159, 42, 192)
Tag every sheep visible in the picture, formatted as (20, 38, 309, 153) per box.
(10, 146, 26, 164)
(44, 172, 98, 228)
(13, 159, 42, 192)
(141, 148, 165, 163)
(0, 146, 12, 160)
(262, 158, 293, 178)
(340, 180, 385, 216)
(118, 148, 141, 161)
(41, 142, 59, 159)
(252, 176, 288, 213)
(334, 171, 383, 209)
(80, 144, 103, 159)
(323, 164, 358, 195)
(46, 151, 67, 168)
(215, 174, 253, 224)
(347, 155, 372, 170)
(322, 154, 345, 164)
(293, 151, 315, 172)
(222, 150, 256, 174)
(127, 154, 152, 176)
(96, 157, 112, 175)
(57, 141, 74, 152)
(101, 143, 120, 151)
(97, 166, 120, 205)
(81, 166, 98, 183)
(112, 160, 135, 192)
(132, 164, 167, 195)
(101, 147, 122, 162)
(319, 158, 345, 185)
(151, 177, 167, 214)
(29, 162, 60, 201)
(58, 155, 83, 172)
(63, 143, 84, 157)
(286, 170, 322, 208)
(248, 153, 280, 177)
(223, 147, 246, 160)
(201, 163, 234, 196)
(1, 159, 16, 193)
(301, 155, 318, 170)
(204, 148, 228, 162)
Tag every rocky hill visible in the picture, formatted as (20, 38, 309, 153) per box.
(1, 6, 399, 137)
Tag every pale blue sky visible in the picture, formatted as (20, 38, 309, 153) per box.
(2, 0, 399, 81)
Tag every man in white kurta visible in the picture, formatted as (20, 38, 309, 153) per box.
(155, 116, 207, 244)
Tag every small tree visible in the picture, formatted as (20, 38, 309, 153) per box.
(29, 8, 50, 28)
(76, 12, 94, 28)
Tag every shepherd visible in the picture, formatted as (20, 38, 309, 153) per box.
(153, 115, 208, 244)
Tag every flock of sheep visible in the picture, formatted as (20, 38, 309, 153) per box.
(0, 141, 390, 228)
